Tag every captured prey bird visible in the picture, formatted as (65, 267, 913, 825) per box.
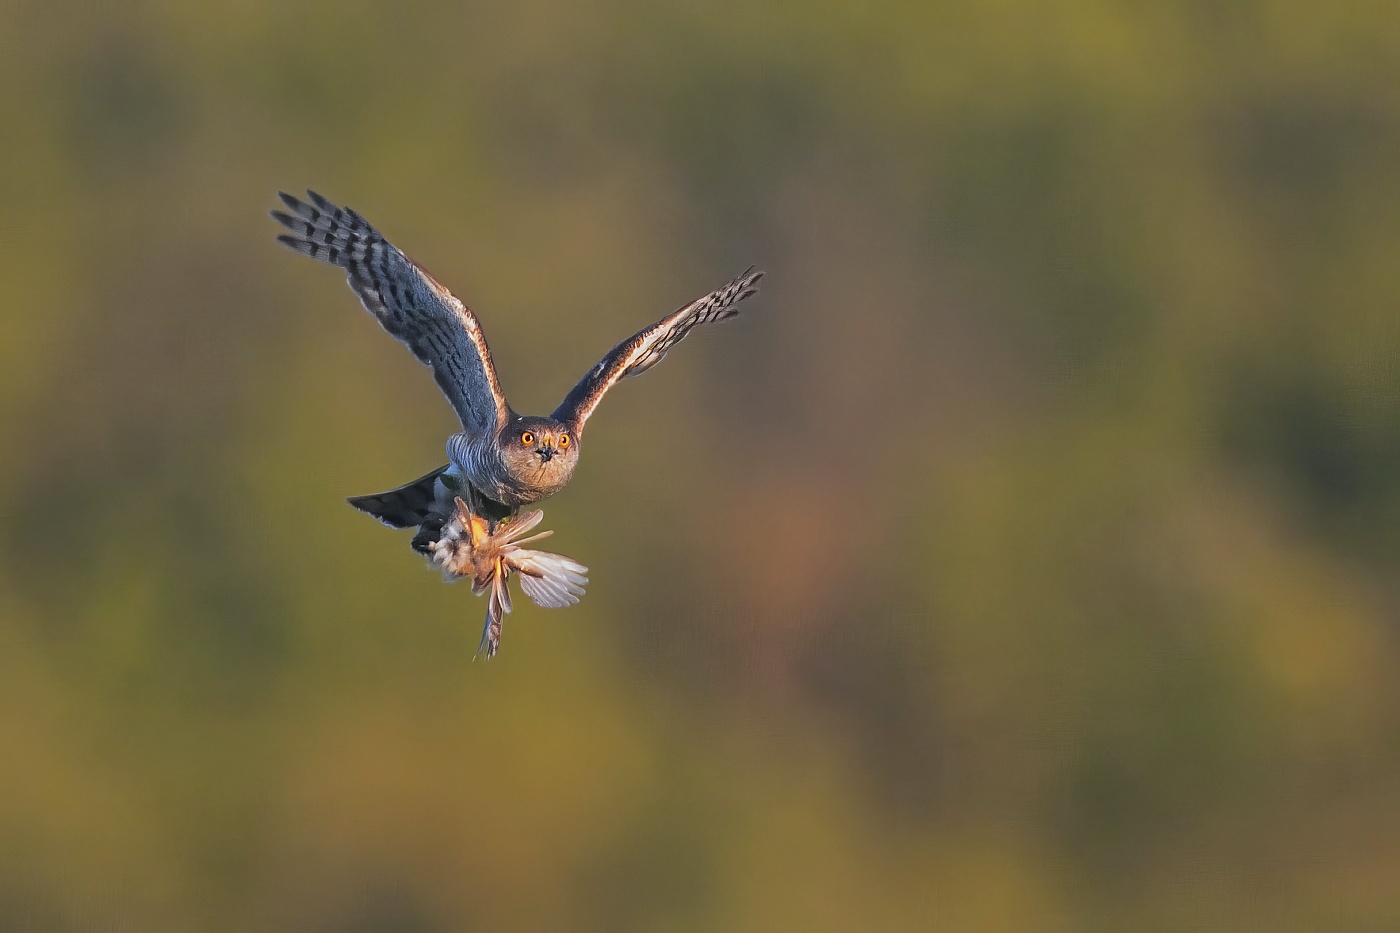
(271, 190, 763, 656)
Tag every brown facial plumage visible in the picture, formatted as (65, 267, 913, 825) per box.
(499, 415, 579, 497)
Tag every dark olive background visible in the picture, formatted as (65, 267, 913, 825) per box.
(3, 2, 1400, 929)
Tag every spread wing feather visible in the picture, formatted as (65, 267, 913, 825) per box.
(271, 190, 510, 437)
(551, 268, 763, 436)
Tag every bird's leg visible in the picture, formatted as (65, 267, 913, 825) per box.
(462, 483, 494, 529)
(456, 496, 494, 549)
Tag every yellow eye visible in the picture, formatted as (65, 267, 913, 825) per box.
(558, 433, 570, 449)
(521, 431, 534, 446)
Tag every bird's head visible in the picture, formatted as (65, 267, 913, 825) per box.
(501, 415, 579, 488)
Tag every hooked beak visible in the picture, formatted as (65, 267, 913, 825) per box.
(536, 445, 555, 463)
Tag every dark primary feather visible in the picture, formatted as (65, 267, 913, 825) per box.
(271, 190, 511, 437)
(551, 267, 764, 435)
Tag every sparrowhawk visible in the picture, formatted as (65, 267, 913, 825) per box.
(271, 190, 763, 656)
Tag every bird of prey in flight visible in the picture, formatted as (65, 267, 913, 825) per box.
(272, 190, 763, 656)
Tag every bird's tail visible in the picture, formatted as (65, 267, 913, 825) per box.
(346, 465, 449, 529)
(478, 564, 511, 659)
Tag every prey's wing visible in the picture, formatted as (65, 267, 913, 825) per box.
(513, 550, 588, 608)
(551, 268, 763, 436)
(272, 191, 510, 437)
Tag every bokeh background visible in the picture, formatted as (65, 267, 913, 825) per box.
(4, 1, 1400, 929)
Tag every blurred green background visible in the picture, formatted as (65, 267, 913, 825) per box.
(4, 1, 1400, 929)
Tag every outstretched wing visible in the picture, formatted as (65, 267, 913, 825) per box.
(271, 190, 510, 437)
(551, 267, 763, 436)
